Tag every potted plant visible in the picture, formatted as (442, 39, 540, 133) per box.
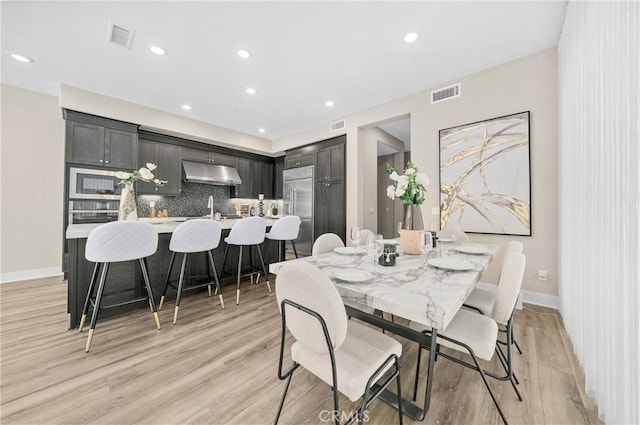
(115, 163, 166, 220)
(270, 202, 279, 216)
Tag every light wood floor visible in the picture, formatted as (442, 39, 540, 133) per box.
(1, 276, 601, 425)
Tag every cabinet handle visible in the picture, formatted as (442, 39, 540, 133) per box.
(105, 160, 109, 164)
(99, 160, 103, 163)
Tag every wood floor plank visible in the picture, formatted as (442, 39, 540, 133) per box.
(1, 276, 601, 425)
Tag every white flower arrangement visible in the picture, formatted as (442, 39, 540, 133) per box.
(116, 163, 167, 187)
(386, 161, 429, 205)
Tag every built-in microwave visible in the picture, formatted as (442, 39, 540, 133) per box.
(68, 167, 123, 200)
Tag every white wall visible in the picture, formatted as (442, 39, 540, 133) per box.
(274, 48, 559, 299)
(59, 84, 273, 156)
(1, 85, 65, 281)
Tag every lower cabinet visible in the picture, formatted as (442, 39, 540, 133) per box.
(137, 140, 182, 195)
(314, 180, 346, 243)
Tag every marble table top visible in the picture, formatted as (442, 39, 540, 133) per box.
(269, 244, 499, 331)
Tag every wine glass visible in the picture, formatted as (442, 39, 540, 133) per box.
(366, 234, 378, 274)
(418, 231, 433, 269)
(374, 234, 384, 275)
(350, 226, 361, 249)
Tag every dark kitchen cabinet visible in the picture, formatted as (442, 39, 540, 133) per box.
(315, 144, 345, 182)
(66, 121, 137, 170)
(137, 140, 182, 195)
(183, 147, 236, 167)
(234, 157, 275, 199)
(274, 157, 284, 199)
(260, 161, 274, 199)
(315, 180, 345, 242)
(284, 152, 315, 169)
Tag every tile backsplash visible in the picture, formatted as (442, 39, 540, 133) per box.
(136, 182, 282, 218)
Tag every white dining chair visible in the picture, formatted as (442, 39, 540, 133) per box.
(79, 221, 160, 352)
(265, 215, 302, 261)
(311, 233, 344, 256)
(357, 229, 375, 246)
(159, 219, 225, 325)
(220, 216, 271, 305)
(464, 241, 525, 356)
(274, 261, 404, 425)
(409, 251, 526, 425)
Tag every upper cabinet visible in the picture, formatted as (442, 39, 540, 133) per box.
(284, 152, 315, 169)
(233, 157, 275, 199)
(182, 147, 236, 167)
(65, 115, 138, 170)
(315, 144, 345, 182)
(274, 157, 284, 199)
(137, 140, 182, 195)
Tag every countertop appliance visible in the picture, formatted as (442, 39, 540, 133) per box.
(283, 165, 314, 256)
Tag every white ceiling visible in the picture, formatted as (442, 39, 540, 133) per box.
(1, 1, 567, 142)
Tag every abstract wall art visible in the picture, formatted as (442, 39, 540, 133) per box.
(439, 111, 531, 235)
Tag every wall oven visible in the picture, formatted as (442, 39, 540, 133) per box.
(68, 167, 123, 224)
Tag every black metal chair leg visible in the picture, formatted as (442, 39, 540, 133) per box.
(291, 240, 299, 258)
(159, 251, 176, 310)
(496, 344, 523, 401)
(396, 358, 404, 425)
(85, 263, 109, 352)
(256, 244, 271, 293)
(236, 246, 242, 305)
(79, 262, 100, 332)
(139, 257, 161, 330)
(274, 370, 294, 425)
(173, 254, 188, 325)
(469, 349, 509, 425)
(207, 250, 224, 309)
(220, 244, 229, 282)
(278, 240, 283, 262)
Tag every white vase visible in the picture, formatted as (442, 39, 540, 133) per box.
(118, 183, 138, 221)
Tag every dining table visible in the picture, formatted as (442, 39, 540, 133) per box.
(268, 241, 499, 421)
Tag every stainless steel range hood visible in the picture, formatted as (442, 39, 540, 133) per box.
(182, 160, 242, 186)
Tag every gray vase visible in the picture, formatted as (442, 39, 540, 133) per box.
(401, 204, 424, 230)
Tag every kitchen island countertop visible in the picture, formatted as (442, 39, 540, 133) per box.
(66, 217, 280, 239)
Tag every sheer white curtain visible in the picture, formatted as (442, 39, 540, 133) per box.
(558, 2, 639, 424)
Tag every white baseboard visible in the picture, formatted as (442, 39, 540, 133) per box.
(475, 281, 559, 310)
(0, 267, 62, 284)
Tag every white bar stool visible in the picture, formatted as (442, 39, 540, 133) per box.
(220, 216, 271, 305)
(79, 221, 160, 353)
(265, 215, 301, 261)
(159, 219, 225, 325)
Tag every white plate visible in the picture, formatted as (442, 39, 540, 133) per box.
(453, 245, 491, 255)
(333, 247, 367, 255)
(333, 270, 374, 283)
(427, 258, 476, 271)
(382, 239, 400, 245)
(438, 237, 455, 243)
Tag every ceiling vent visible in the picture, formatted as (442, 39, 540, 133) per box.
(431, 83, 461, 104)
(329, 119, 346, 132)
(107, 21, 135, 49)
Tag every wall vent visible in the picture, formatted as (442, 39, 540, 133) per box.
(329, 119, 346, 132)
(108, 22, 135, 49)
(431, 83, 461, 104)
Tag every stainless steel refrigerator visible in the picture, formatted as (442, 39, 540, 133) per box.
(283, 165, 314, 256)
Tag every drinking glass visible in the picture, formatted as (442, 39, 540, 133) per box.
(366, 234, 377, 274)
(374, 234, 384, 275)
(418, 231, 433, 269)
(350, 226, 361, 249)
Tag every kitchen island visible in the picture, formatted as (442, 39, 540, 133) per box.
(65, 217, 281, 328)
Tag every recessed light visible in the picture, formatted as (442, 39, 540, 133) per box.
(258, 128, 266, 133)
(149, 45, 166, 55)
(404, 32, 418, 43)
(325, 100, 335, 107)
(181, 104, 192, 110)
(246, 88, 257, 95)
(10, 53, 34, 63)
(237, 50, 251, 59)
